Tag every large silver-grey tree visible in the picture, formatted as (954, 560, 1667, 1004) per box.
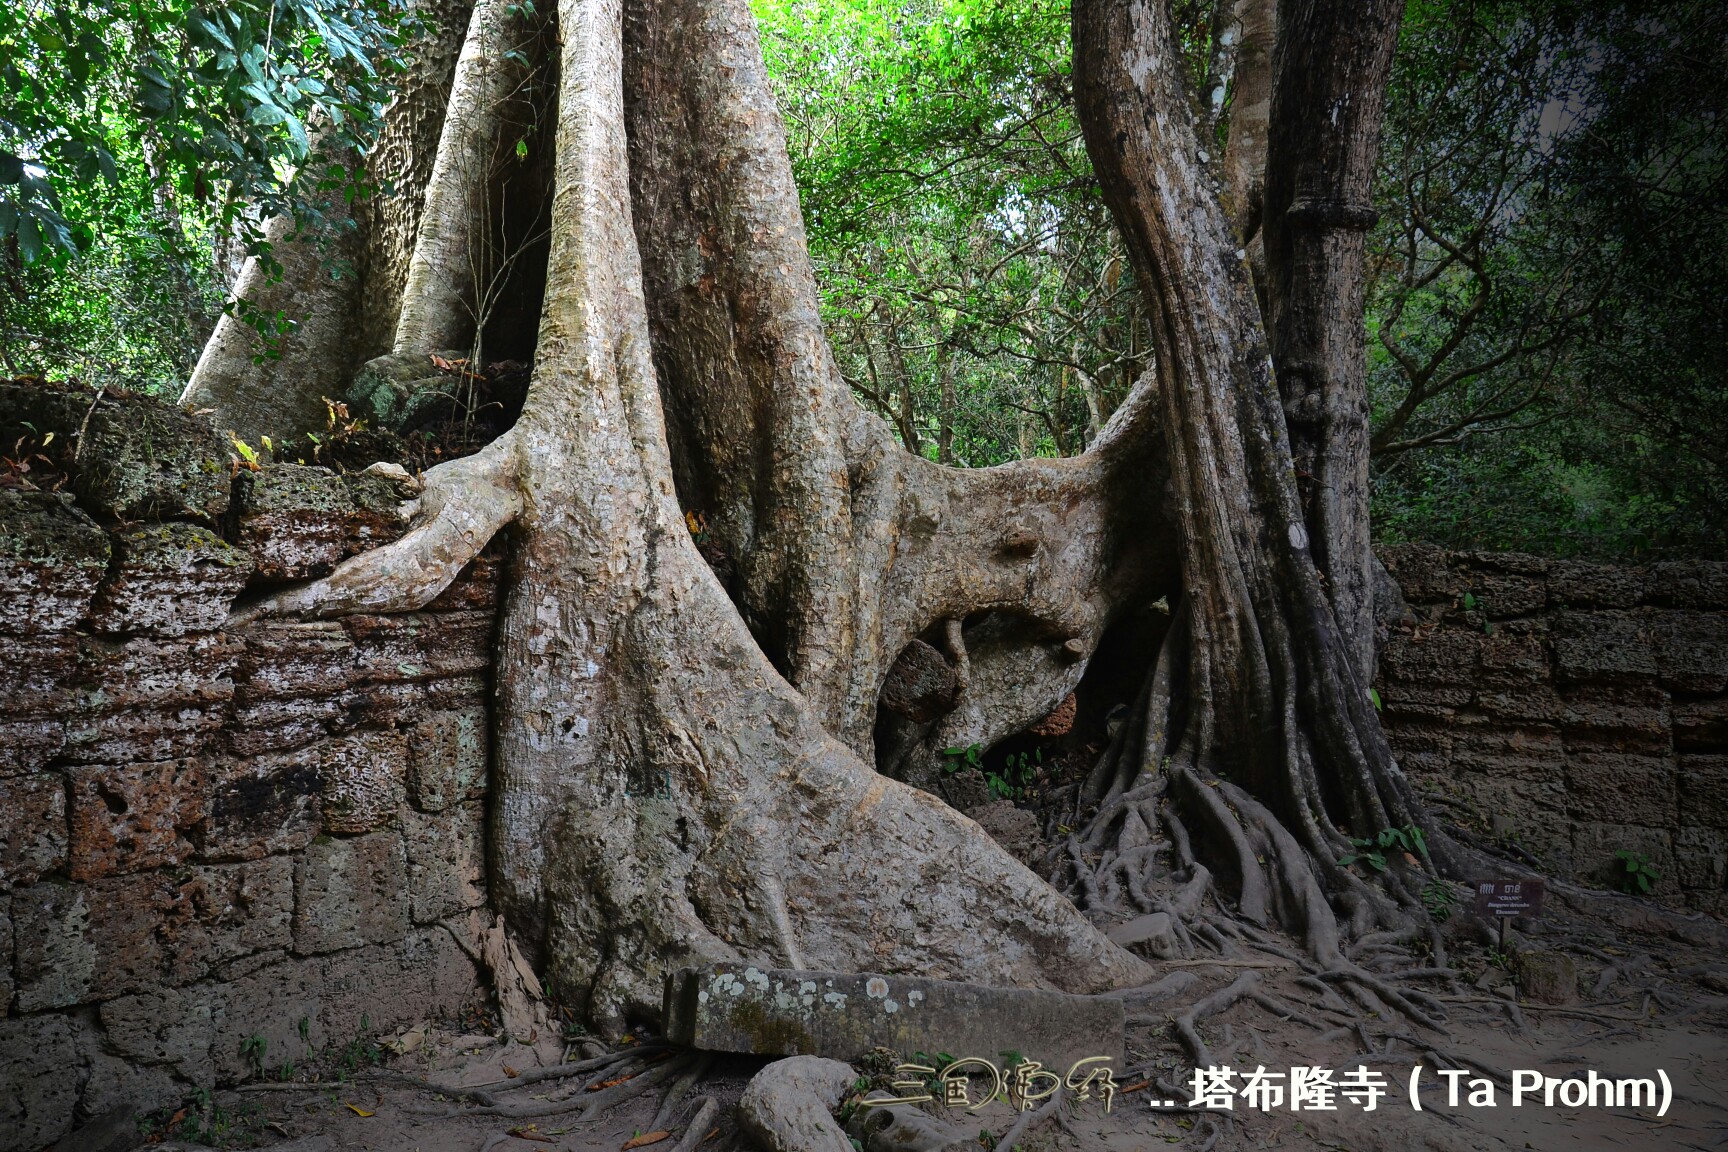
(187, 0, 1472, 1032)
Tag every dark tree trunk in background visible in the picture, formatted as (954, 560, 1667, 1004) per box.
(1260, 0, 1403, 684)
(1069, 0, 1468, 979)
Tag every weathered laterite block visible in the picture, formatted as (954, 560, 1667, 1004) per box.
(0, 487, 109, 635)
(1550, 611, 1656, 683)
(67, 758, 208, 879)
(0, 379, 232, 523)
(206, 929, 478, 1081)
(197, 748, 324, 862)
(317, 728, 410, 834)
(1680, 755, 1728, 829)
(664, 963, 1126, 1072)
(13, 875, 178, 1009)
(236, 464, 407, 580)
(1380, 629, 1479, 687)
(1557, 683, 1670, 754)
(292, 831, 410, 954)
(63, 633, 242, 765)
(1546, 560, 1647, 608)
(408, 706, 489, 812)
(1564, 753, 1676, 827)
(0, 771, 68, 886)
(403, 800, 487, 923)
(1647, 561, 1728, 610)
(85, 522, 254, 636)
(1652, 611, 1728, 694)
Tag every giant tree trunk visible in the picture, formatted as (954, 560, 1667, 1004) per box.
(1065, 0, 1481, 992)
(204, 0, 1469, 1033)
(1260, 0, 1403, 684)
(246, 0, 1170, 1031)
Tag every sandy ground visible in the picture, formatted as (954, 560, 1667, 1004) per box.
(149, 912, 1728, 1152)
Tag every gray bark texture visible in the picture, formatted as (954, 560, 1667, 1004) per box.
(193, 0, 1471, 1036)
(1066, 0, 1480, 980)
(1260, 0, 1403, 686)
(237, 0, 1165, 1032)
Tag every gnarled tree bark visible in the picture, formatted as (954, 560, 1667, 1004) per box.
(241, 0, 1164, 1031)
(1065, 0, 1476, 989)
(193, 0, 1479, 1037)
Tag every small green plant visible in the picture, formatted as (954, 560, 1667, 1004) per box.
(1613, 849, 1661, 894)
(143, 1085, 266, 1147)
(1421, 881, 1458, 921)
(940, 744, 984, 773)
(1339, 823, 1430, 872)
(1461, 591, 1496, 634)
(241, 1033, 268, 1078)
(988, 749, 1041, 800)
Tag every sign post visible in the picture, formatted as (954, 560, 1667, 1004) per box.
(1472, 878, 1545, 964)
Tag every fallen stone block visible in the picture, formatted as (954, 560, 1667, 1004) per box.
(737, 1055, 857, 1152)
(1518, 950, 1577, 1005)
(1106, 912, 1178, 960)
(663, 964, 1125, 1071)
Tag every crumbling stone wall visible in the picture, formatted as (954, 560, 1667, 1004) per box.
(0, 383, 497, 1148)
(1378, 545, 1728, 915)
(6, 380, 1727, 1146)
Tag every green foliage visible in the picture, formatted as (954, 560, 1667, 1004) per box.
(1612, 849, 1660, 895)
(941, 742, 1040, 800)
(241, 1031, 267, 1077)
(1421, 881, 1458, 921)
(335, 1013, 383, 1077)
(0, 0, 417, 263)
(1368, 0, 1728, 559)
(140, 1086, 268, 1147)
(1339, 823, 1430, 873)
(990, 748, 1040, 800)
(754, 0, 1146, 464)
(1, 0, 421, 381)
(940, 743, 984, 772)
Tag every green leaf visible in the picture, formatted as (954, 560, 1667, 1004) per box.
(16, 216, 42, 263)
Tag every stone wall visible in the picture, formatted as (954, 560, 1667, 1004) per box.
(6, 381, 1728, 1146)
(1377, 545, 1728, 915)
(0, 384, 498, 1148)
